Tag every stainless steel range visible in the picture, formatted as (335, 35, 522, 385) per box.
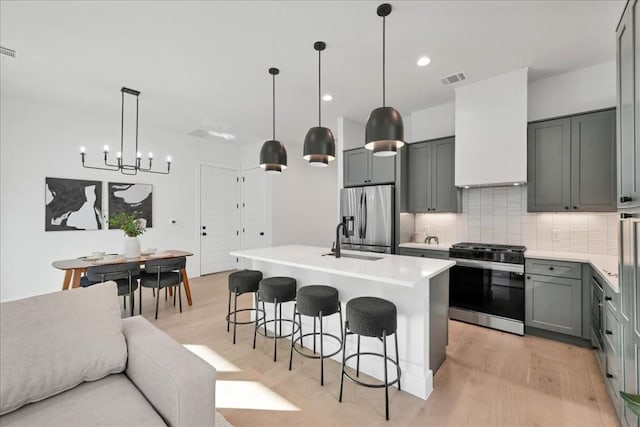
(449, 242, 526, 335)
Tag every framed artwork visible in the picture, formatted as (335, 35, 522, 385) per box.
(108, 182, 153, 228)
(45, 177, 103, 231)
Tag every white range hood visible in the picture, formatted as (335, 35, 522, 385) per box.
(454, 68, 528, 187)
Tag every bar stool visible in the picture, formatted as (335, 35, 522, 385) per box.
(288, 285, 343, 385)
(339, 296, 401, 421)
(253, 276, 299, 362)
(226, 270, 265, 344)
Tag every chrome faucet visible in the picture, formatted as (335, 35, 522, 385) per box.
(334, 216, 354, 258)
(424, 235, 439, 245)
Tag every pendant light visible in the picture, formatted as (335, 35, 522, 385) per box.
(259, 67, 287, 174)
(364, 3, 404, 157)
(303, 41, 335, 167)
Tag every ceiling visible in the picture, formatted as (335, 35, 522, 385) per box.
(0, 1, 626, 147)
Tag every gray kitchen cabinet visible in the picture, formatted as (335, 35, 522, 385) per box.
(407, 137, 458, 213)
(528, 109, 616, 212)
(396, 247, 449, 260)
(343, 148, 395, 187)
(525, 273, 582, 337)
(618, 0, 640, 209)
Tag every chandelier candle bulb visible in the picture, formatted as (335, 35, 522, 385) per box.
(167, 156, 172, 163)
(117, 151, 122, 158)
(148, 152, 153, 159)
(80, 146, 86, 153)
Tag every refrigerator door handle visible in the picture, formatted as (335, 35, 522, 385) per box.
(358, 192, 364, 238)
(363, 193, 368, 238)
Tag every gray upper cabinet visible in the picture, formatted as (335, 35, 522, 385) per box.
(528, 109, 616, 212)
(570, 110, 617, 211)
(343, 148, 395, 187)
(617, 0, 640, 208)
(407, 137, 458, 213)
(528, 119, 571, 212)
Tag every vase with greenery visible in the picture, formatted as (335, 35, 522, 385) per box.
(621, 391, 640, 417)
(109, 212, 146, 258)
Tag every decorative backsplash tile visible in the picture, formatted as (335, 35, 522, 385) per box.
(410, 186, 618, 256)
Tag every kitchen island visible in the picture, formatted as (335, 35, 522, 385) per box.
(230, 245, 456, 400)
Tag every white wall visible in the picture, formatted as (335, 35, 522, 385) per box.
(528, 61, 616, 121)
(338, 117, 365, 150)
(269, 142, 337, 248)
(0, 95, 240, 301)
(409, 102, 455, 142)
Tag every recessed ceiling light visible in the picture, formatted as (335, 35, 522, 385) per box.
(417, 56, 431, 67)
(322, 94, 333, 102)
(464, 186, 469, 189)
(513, 182, 520, 186)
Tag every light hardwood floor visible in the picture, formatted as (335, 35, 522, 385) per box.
(137, 271, 619, 427)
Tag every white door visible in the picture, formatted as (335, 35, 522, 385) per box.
(241, 167, 268, 250)
(200, 165, 240, 275)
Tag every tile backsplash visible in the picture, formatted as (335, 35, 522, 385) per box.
(409, 186, 617, 256)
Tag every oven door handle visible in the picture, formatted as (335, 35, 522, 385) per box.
(451, 258, 525, 274)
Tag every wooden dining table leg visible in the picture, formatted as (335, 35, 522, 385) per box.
(181, 268, 193, 306)
(62, 270, 73, 290)
(71, 269, 83, 289)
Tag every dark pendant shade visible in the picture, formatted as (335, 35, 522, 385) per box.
(365, 106, 405, 156)
(260, 139, 287, 174)
(303, 126, 335, 167)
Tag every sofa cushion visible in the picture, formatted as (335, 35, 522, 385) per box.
(0, 374, 166, 426)
(0, 282, 127, 416)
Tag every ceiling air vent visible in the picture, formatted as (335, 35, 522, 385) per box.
(441, 71, 468, 86)
(0, 46, 16, 58)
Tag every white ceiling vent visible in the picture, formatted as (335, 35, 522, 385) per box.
(441, 71, 468, 86)
(187, 129, 209, 138)
(0, 46, 16, 58)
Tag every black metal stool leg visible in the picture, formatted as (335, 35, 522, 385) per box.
(232, 290, 238, 344)
(313, 316, 317, 354)
(339, 321, 348, 402)
(395, 332, 401, 391)
(227, 290, 232, 332)
(338, 304, 344, 344)
(165, 287, 167, 301)
(173, 285, 177, 305)
(289, 303, 297, 370)
(298, 312, 304, 349)
(273, 298, 278, 362)
(139, 285, 142, 315)
(178, 284, 182, 312)
(155, 286, 160, 320)
(319, 310, 324, 385)
(252, 294, 260, 349)
(383, 331, 389, 421)
(123, 296, 127, 310)
(356, 334, 361, 377)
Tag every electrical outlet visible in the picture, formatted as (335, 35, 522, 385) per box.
(552, 229, 561, 241)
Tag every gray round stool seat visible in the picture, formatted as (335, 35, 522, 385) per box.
(339, 296, 401, 421)
(226, 270, 264, 345)
(229, 270, 262, 294)
(258, 276, 297, 303)
(254, 276, 299, 362)
(346, 297, 397, 338)
(296, 285, 339, 317)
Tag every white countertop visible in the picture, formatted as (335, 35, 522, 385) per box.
(525, 250, 619, 292)
(230, 245, 456, 288)
(399, 242, 451, 252)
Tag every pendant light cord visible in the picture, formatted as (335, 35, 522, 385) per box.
(382, 14, 386, 107)
(318, 48, 322, 126)
(272, 72, 276, 141)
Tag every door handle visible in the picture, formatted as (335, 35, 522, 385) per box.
(605, 330, 613, 335)
(605, 296, 612, 301)
(363, 193, 368, 238)
(202, 232, 207, 236)
(620, 196, 632, 203)
(259, 232, 264, 236)
(202, 225, 206, 230)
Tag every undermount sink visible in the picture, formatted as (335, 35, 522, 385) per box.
(322, 253, 383, 261)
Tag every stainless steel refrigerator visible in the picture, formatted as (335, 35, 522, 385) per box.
(340, 185, 394, 254)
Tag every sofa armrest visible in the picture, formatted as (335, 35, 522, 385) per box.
(123, 316, 216, 427)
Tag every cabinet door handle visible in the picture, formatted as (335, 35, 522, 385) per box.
(202, 232, 207, 236)
(549, 266, 554, 270)
(620, 196, 632, 203)
(526, 276, 531, 280)
(605, 296, 612, 301)
(606, 373, 614, 379)
(573, 206, 578, 210)
(605, 329, 613, 335)
(565, 206, 569, 210)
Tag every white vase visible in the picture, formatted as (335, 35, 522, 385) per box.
(124, 236, 141, 258)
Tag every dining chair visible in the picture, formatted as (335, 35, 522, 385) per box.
(140, 257, 186, 320)
(80, 262, 140, 316)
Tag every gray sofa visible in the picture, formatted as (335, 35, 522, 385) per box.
(0, 282, 216, 426)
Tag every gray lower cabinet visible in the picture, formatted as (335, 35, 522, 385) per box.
(525, 273, 582, 337)
(343, 148, 395, 187)
(407, 137, 458, 213)
(528, 109, 616, 212)
(396, 247, 449, 260)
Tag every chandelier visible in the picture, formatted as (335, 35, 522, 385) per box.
(80, 87, 171, 175)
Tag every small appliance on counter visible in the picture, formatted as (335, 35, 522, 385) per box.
(339, 185, 394, 254)
(449, 242, 526, 335)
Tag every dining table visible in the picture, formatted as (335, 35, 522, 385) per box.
(52, 250, 194, 306)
